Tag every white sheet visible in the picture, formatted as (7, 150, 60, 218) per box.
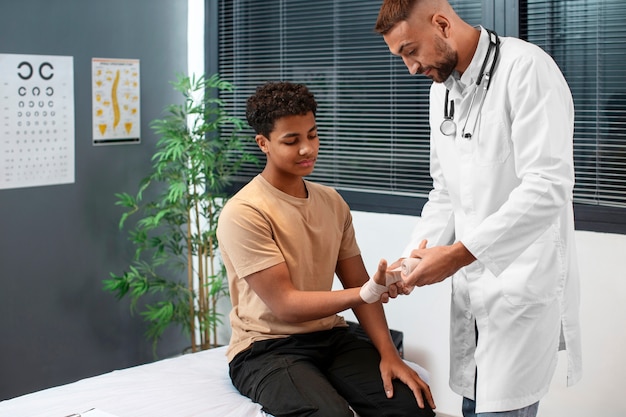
(0, 346, 430, 417)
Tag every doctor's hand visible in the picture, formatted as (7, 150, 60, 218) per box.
(386, 258, 414, 295)
(405, 240, 476, 287)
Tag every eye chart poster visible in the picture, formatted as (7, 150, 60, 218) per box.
(92, 58, 140, 145)
(0, 53, 75, 190)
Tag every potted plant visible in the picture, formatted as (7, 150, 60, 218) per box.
(104, 73, 256, 353)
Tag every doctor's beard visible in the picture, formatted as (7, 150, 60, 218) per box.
(430, 34, 458, 83)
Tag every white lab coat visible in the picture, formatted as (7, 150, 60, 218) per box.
(404, 28, 583, 413)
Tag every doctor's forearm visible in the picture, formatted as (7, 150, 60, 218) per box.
(452, 241, 477, 272)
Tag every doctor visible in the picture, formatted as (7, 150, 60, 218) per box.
(374, 1, 582, 416)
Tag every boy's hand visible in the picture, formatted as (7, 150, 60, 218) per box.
(360, 259, 390, 303)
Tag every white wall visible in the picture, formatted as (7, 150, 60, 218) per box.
(347, 210, 626, 417)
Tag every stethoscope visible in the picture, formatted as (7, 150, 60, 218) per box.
(440, 29, 500, 139)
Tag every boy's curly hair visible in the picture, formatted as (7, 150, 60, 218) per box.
(246, 81, 317, 137)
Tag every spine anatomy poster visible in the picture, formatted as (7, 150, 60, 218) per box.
(0, 53, 75, 190)
(92, 58, 140, 145)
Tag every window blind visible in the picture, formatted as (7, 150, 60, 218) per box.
(218, 0, 481, 201)
(521, 0, 626, 209)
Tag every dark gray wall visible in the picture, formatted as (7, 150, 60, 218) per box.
(0, 0, 189, 400)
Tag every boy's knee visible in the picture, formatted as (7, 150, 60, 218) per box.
(311, 401, 355, 417)
(266, 397, 354, 417)
(378, 382, 435, 417)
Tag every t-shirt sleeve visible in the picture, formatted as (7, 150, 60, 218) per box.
(336, 197, 361, 261)
(217, 200, 285, 279)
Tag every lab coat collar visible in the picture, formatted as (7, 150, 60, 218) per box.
(444, 26, 491, 99)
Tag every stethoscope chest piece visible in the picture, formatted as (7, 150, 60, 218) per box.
(440, 89, 456, 136)
(440, 118, 457, 136)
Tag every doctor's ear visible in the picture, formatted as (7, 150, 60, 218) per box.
(432, 13, 451, 38)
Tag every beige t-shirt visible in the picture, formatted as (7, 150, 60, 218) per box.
(217, 175, 361, 361)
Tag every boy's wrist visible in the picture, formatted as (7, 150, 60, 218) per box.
(360, 278, 387, 303)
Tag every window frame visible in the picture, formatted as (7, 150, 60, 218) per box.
(206, 0, 626, 235)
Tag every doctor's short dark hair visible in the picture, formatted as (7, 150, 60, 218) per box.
(246, 81, 317, 138)
(375, 0, 420, 35)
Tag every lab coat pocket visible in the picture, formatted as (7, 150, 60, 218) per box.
(501, 228, 561, 306)
(473, 109, 511, 166)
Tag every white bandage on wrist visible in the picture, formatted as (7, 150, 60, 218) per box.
(360, 278, 388, 303)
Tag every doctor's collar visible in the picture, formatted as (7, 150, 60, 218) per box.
(444, 26, 492, 96)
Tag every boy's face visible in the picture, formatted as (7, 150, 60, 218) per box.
(256, 111, 319, 179)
